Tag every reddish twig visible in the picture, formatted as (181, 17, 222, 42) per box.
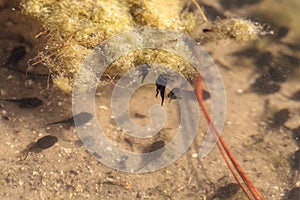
(195, 74, 264, 200)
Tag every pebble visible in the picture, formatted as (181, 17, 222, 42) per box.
(192, 153, 198, 158)
(1, 110, 7, 115)
(106, 146, 113, 151)
(99, 105, 108, 111)
(236, 89, 243, 94)
(6, 75, 15, 80)
(0, 89, 6, 96)
(62, 147, 72, 154)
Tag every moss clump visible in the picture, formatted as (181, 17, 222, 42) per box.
(126, 0, 197, 32)
(22, 0, 265, 92)
(22, 0, 201, 93)
(200, 18, 269, 42)
(109, 49, 196, 80)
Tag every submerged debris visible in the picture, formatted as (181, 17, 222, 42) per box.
(21, 135, 58, 160)
(1, 97, 43, 108)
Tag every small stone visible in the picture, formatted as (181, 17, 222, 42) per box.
(99, 105, 108, 111)
(192, 153, 198, 158)
(63, 147, 72, 154)
(6, 75, 14, 80)
(106, 146, 113, 151)
(236, 89, 243, 94)
(32, 171, 39, 175)
(24, 79, 35, 88)
(0, 89, 6, 96)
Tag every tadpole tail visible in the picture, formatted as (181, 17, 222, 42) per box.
(20, 149, 30, 161)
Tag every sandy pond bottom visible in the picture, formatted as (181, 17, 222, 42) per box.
(1, 0, 300, 199)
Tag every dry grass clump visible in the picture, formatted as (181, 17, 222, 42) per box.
(22, 0, 200, 92)
(199, 18, 271, 42)
(22, 0, 266, 92)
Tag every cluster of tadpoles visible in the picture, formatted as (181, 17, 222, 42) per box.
(0, 96, 93, 160)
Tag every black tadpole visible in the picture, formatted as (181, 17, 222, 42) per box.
(290, 90, 300, 101)
(269, 108, 290, 129)
(283, 125, 300, 147)
(286, 187, 300, 200)
(155, 73, 169, 106)
(21, 135, 58, 161)
(4, 45, 26, 66)
(140, 63, 151, 84)
(251, 75, 281, 95)
(1, 97, 43, 108)
(47, 112, 93, 127)
(135, 140, 165, 172)
(167, 87, 182, 102)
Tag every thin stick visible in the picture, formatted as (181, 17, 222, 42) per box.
(195, 74, 264, 200)
(191, 0, 208, 23)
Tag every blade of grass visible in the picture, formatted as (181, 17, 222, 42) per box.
(195, 74, 264, 200)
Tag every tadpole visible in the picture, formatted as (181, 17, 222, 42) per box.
(289, 90, 300, 101)
(251, 75, 281, 95)
(283, 125, 300, 147)
(155, 73, 169, 106)
(139, 63, 151, 84)
(135, 140, 165, 172)
(167, 88, 210, 103)
(1, 97, 43, 108)
(210, 183, 240, 200)
(4, 45, 26, 66)
(202, 89, 211, 100)
(292, 127, 300, 147)
(142, 140, 165, 153)
(47, 112, 93, 127)
(250, 63, 287, 95)
(276, 26, 289, 39)
(21, 135, 58, 160)
(268, 63, 287, 83)
(286, 187, 300, 200)
(269, 108, 290, 129)
(291, 149, 300, 172)
(167, 87, 182, 102)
